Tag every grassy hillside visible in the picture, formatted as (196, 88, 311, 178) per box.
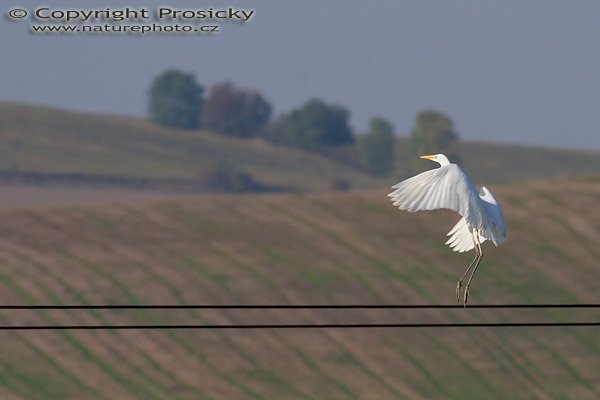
(392, 139, 600, 184)
(456, 141, 600, 184)
(0, 178, 599, 399)
(2, 101, 600, 191)
(0, 102, 383, 191)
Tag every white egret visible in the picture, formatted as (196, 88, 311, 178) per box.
(388, 154, 506, 306)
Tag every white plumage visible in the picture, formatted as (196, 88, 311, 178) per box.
(388, 154, 506, 305)
(445, 217, 480, 253)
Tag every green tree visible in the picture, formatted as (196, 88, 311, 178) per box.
(264, 98, 354, 152)
(203, 82, 272, 138)
(409, 109, 459, 171)
(357, 117, 396, 176)
(148, 70, 203, 130)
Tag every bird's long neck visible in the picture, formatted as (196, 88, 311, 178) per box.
(436, 154, 451, 166)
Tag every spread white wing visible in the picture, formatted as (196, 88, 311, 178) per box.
(388, 164, 487, 230)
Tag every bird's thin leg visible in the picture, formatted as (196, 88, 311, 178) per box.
(463, 233, 484, 307)
(456, 229, 480, 303)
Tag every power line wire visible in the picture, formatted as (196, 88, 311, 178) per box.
(1, 322, 599, 330)
(1, 304, 600, 309)
(3, 304, 598, 329)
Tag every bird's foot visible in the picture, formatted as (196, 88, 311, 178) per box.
(455, 281, 463, 303)
(463, 287, 470, 308)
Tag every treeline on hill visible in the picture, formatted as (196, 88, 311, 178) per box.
(148, 69, 460, 191)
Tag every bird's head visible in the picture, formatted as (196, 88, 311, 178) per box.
(419, 154, 451, 167)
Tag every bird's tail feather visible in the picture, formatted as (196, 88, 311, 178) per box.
(445, 218, 475, 253)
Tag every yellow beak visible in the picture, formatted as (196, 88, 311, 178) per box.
(419, 155, 435, 160)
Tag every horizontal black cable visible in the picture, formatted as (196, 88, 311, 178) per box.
(1, 322, 599, 330)
(1, 304, 600, 310)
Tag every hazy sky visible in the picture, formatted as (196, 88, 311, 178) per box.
(2, 1, 600, 149)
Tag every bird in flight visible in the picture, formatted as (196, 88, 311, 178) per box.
(388, 154, 506, 306)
